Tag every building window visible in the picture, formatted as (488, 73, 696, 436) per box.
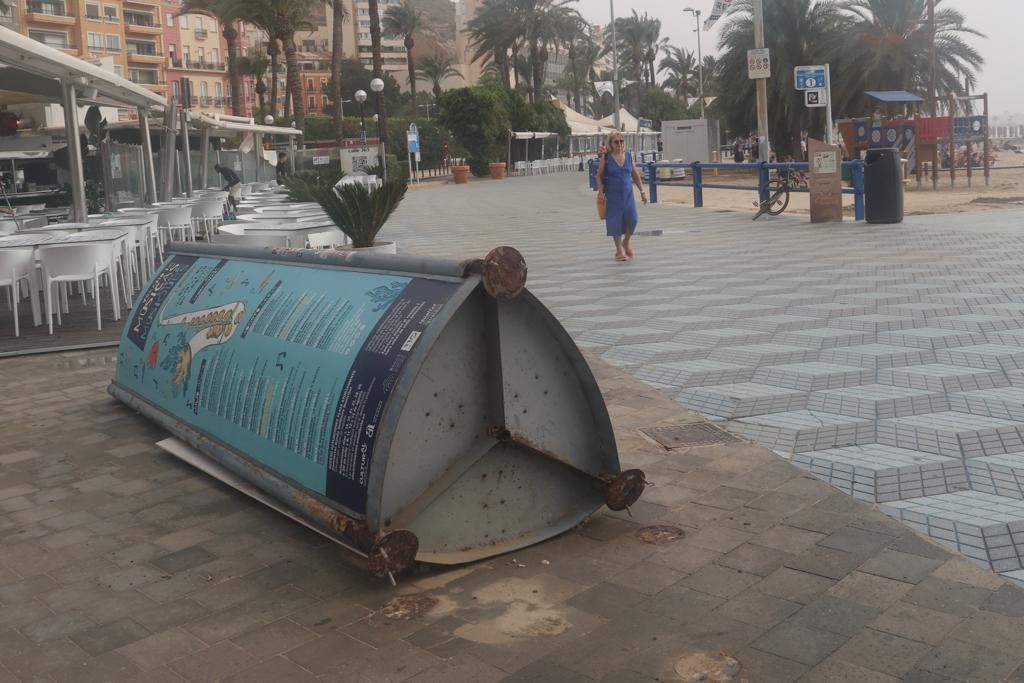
(308, 95, 315, 109)
(322, 95, 328, 108)
(166, 13, 173, 27)
(87, 32, 102, 50)
(30, 30, 70, 49)
(214, 82, 222, 98)
(195, 16, 203, 30)
(172, 81, 180, 98)
(183, 45, 190, 60)
(113, 65, 121, 76)
(180, 15, 188, 29)
(200, 81, 208, 97)
(103, 4, 117, 22)
(106, 34, 120, 52)
(306, 78, 313, 91)
(86, 2, 100, 19)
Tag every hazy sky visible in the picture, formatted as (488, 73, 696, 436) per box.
(573, 0, 1024, 119)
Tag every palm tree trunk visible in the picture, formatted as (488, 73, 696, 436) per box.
(405, 35, 416, 117)
(268, 38, 280, 117)
(331, 3, 345, 145)
(367, 0, 388, 153)
(282, 31, 305, 130)
(527, 40, 540, 103)
(223, 22, 242, 116)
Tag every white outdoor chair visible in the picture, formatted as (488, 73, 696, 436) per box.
(529, 160, 543, 175)
(191, 198, 226, 241)
(157, 205, 195, 244)
(0, 247, 37, 337)
(513, 161, 527, 176)
(37, 243, 118, 334)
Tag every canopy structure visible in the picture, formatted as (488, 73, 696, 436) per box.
(190, 113, 303, 190)
(598, 108, 651, 132)
(551, 101, 617, 136)
(0, 25, 166, 219)
(865, 91, 927, 104)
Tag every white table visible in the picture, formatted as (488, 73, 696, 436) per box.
(220, 222, 338, 248)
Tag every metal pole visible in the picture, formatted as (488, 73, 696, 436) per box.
(825, 64, 834, 145)
(610, 0, 620, 130)
(695, 10, 705, 120)
(138, 107, 158, 204)
(983, 93, 991, 187)
(61, 82, 87, 222)
(753, 0, 770, 162)
(199, 126, 210, 189)
(253, 133, 262, 182)
(180, 109, 193, 197)
(160, 98, 178, 201)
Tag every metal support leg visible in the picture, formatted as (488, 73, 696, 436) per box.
(138, 107, 158, 205)
(692, 162, 703, 208)
(61, 82, 87, 222)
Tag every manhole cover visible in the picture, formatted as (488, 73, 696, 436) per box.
(674, 651, 742, 682)
(381, 594, 437, 620)
(634, 525, 686, 545)
(641, 423, 740, 449)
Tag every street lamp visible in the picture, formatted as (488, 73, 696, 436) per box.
(263, 114, 274, 125)
(370, 78, 386, 180)
(683, 7, 705, 121)
(354, 89, 367, 144)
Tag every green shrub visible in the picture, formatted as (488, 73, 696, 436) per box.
(304, 178, 408, 248)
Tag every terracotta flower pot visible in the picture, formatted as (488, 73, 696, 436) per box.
(451, 165, 471, 184)
(489, 162, 507, 180)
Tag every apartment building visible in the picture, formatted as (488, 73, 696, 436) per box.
(161, 0, 231, 115)
(13, 0, 166, 98)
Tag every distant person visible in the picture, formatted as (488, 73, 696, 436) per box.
(596, 132, 647, 262)
(733, 141, 743, 163)
(214, 163, 241, 212)
(276, 152, 290, 183)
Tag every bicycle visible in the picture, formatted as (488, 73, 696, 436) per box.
(752, 168, 807, 220)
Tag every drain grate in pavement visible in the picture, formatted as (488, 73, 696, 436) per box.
(641, 423, 741, 449)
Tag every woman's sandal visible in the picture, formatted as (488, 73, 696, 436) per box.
(615, 253, 629, 262)
(624, 245, 634, 259)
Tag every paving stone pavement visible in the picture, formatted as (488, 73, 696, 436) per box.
(4, 175, 1024, 681)
(388, 176, 1024, 588)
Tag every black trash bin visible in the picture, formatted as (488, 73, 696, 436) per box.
(865, 147, 904, 224)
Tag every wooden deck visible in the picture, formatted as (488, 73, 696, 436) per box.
(0, 286, 125, 357)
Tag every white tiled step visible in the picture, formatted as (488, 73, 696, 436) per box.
(708, 344, 819, 366)
(948, 388, 1024, 422)
(633, 360, 755, 389)
(808, 384, 949, 419)
(819, 344, 936, 370)
(601, 342, 710, 367)
(727, 410, 875, 454)
(877, 364, 1010, 393)
(935, 344, 1024, 372)
(877, 412, 1024, 458)
(674, 382, 808, 419)
(774, 328, 875, 350)
(752, 362, 875, 392)
(877, 328, 983, 351)
(965, 453, 1024, 500)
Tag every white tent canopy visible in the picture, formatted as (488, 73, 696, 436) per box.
(511, 131, 558, 140)
(551, 101, 617, 136)
(598, 109, 651, 132)
(191, 112, 303, 138)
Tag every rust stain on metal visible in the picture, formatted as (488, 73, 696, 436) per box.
(605, 469, 646, 511)
(300, 496, 375, 551)
(482, 246, 528, 299)
(381, 593, 438, 620)
(634, 525, 686, 545)
(674, 651, 743, 682)
(368, 530, 420, 577)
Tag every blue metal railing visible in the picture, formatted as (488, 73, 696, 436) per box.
(588, 159, 866, 221)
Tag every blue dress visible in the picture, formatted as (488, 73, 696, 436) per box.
(604, 151, 639, 237)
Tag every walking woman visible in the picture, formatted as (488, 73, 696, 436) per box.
(596, 133, 647, 261)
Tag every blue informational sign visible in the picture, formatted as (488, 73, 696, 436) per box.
(794, 65, 827, 90)
(952, 115, 986, 142)
(116, 255, 457, 514)
(638, 118, 654, 129)
(407, 123, 420, 154)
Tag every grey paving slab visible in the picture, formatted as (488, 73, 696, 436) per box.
(933, 314, 1024, 333)
(728, 410, 875, 453)
(877, 412, 1024, 458)
(734, 315, 828, 333)
(634, 359, 756, 388)
(820, 344, 936, 370)
(752, 363, 875, 392)
(773, 328, 876, 350)
(936, 344, 1024, 372)
(675, 328, 775, 348)
(949, 387, 1024, 422)
(965, 453, 1024, 500)
(877, 364, 1010, 393)
(708, 344, 819, 366)
(644, 315, 733, 332)
(829, 315, 921, 333)
(876, 328, 984, 351)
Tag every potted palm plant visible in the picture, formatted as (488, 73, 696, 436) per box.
(285, 174, 407, 253)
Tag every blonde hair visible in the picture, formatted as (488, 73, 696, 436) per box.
(606, 132, 625, 145)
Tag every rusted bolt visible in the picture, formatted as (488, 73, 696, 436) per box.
(481, 246, 528, 299)
(605, 469, 647, 511)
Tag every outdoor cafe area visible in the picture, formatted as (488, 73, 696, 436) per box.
(0, 26, 342, 357)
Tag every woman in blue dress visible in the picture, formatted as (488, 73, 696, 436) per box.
(596, 133, 648, 261)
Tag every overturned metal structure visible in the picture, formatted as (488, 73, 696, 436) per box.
(109, 245, 644, 578)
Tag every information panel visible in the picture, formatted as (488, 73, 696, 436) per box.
(116, 255, 458, 514)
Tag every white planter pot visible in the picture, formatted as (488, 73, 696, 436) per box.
(335, 241, 397, 254)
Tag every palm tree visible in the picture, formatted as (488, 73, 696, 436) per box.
(382, 0, 430, 112)
(367, 0, 388, 150)
(659, 46, 698, 99)
(238, 51, 270, 116)
(179, 0, 245, 116)
(330, 1, 349, 144)
(839, 0, 983, 103)
(416, 55, 463, 99)
(520, 0, 584, 103)
(465, 0, 519, 89)
(717, 0, 849, 157)
(227, 0, 321, 130)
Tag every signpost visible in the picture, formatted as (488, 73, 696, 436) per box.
(795, 65, 834, 145)
(747, 48, 771, 80)
(406, 123, 420, 183)
(638, 118, 653, 130)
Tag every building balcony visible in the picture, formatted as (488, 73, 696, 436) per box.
(29, 34, 75, 50)
(127, 50, 163, 64)
(194, 28, 209, 39)
(25, 3, 76, 25)
(125, 17, 162, 34)
(185, 60, 225, 72)
(168, 58, 183, 69)
(129, 73, 164, 86)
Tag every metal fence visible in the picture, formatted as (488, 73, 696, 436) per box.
(588, 159, 867, 222)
